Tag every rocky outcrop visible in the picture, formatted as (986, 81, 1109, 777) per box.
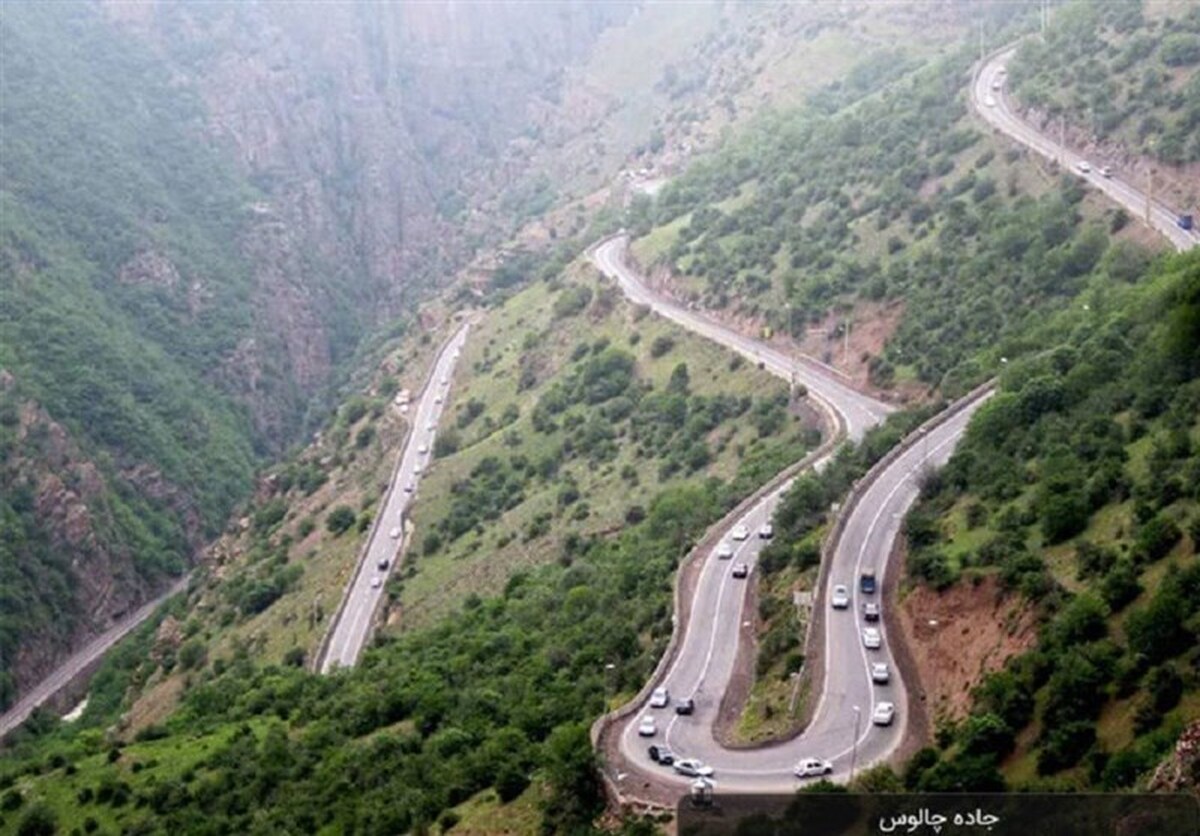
(1148, 720, 1200, 793)
(101, 1, 633, 325)
(3, 380, 201, 701)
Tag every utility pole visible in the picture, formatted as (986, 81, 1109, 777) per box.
(850, 705, 863, 784)
(1145, 164, 1153, 225)
(843, 316, 851, 368)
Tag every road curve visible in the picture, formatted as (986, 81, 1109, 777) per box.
(611, 389, 991, 795)
(589, 236, 893, 442)
(0, 576, 188, 739)
(319, 320, 473, 673)
(589, 238, 989, 795)
(974, 47, 1197, 253)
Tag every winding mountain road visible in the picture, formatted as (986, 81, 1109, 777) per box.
(590, 238, 891, 442)
(319, 320, 472, 673)
(590, 40, 1196, 797)
(588, 238, 992, 794)
(974, 47, 1197, 254)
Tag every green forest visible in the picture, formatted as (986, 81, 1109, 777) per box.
(629, 34, 1152, 393)
(2, 1, 1199, 833)
(1009, 1, 1200, 165)
(904, 250, 1200, 789)
(0, 3, 266, 707)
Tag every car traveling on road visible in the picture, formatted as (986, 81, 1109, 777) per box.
(759, 522, 774, 539)
(831, 585, 850, 609)
(1075, 160, 1091, 174)
(872, 702, 896, 726)
(649, 687, 670, 708)
(731, 524, 750, 541)
(732, 563, 749, 579)
(675, 697, 695, 715)
(716, 541, 735, 559)
(862, 627, 882, 649)
(860, 570, 877, 594)
(370, 577, 382, 589)
(871, 662, 890, 684)
(637, 715, 657, 737)
(647, 745, 675, 765)
(793, 757, 834, 778)
(673, 758, 714, 778)
(863, 601, 880, 621)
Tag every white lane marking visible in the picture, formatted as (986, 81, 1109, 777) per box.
(323, 324, 471, 669)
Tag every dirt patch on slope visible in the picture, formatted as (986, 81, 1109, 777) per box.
(896, 572, 1037, 728)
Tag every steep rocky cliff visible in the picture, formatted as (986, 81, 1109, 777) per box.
(1, 0, 639, 707)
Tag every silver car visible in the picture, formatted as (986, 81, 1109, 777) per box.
(862, 627, 882, 650)
(831, 585, 850, 609)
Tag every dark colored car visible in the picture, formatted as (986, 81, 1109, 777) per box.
(860, 570, 877, 594)
(648, 745, 675, 765)
(675, 698, 695, 716)
(377, 559, 390, 571)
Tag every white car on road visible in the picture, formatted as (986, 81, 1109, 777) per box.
(831, 585, 850, 609)
(370, 577, 383, 589)
(1075, 160, 1091, 174)
(673, 758, 714, 778)
(793, 758, 834, 778)
(759, 522, 774, 539)
(731, 524, 750, 541)
(649, 687, 670, 708)
(417, 443, 429, 454)
(716, 541, 735, 559)
(871, 662, 890, 684)
(872, 702, 896, 726)
(862, 627, 882, 649)
(389, 527, 402, 539)
(637, 715, 657, 737)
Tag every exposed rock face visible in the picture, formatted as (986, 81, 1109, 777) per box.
(102, 1, 633, 323)
(4, 387, 203, 699)
(1148, 720, 1200, 793)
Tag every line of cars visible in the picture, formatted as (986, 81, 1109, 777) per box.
(784, 568, 898, 780)
(639, 686, 713, 778)
(373, 369, 457, 589)
(636, 519, 776, 780)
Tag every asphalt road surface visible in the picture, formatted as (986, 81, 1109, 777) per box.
(974, 48, 1197, 254)
(319, 320, 473, 672)
(0, 576, 188, 738)
(589, 237, 893, 441)
(614, 393, 991, 793)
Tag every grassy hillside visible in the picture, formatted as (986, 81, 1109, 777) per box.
(1008, 1, 1200, 168)
(903, 250, 1200, 791)
(399, 264, 813, 629)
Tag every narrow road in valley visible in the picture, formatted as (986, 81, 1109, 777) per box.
(974, 47, 1197, 253)
(318, 320, 473, 673)
(0, 576, 188, 739)
(589, 237, 990, 795)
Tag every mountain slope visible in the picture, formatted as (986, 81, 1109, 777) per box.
(904, 249, 1200, 791)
